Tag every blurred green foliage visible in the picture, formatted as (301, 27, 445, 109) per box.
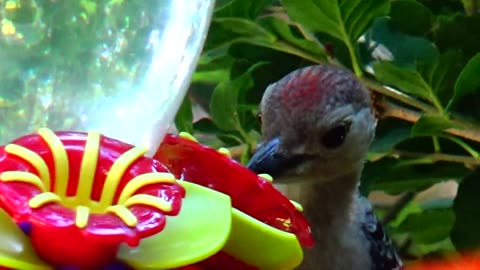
(0, 0, 159, 142)
(179, 0, 480, 262)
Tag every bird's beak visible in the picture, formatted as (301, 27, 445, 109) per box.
(246, 137, 282, 176)
(247, 137, 310, 178)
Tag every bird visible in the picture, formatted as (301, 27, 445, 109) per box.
(246, 64, 403, 270)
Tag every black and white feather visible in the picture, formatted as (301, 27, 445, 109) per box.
(358, 195, 403, 270)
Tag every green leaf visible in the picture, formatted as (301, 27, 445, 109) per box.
(202, 20, 239, 52)
(227, 43, 315, 106)
(193, 118, 222, 134)
(214, 0, 236, 11)
(358, 17, 438, 68)
(213, 18, 277, 42)
(449, 53, 480, 108)
(461, 0, 480, 15)
(281, 0, 390, 74)
(193, 118, 244, 147)
(259, 16, 327, 61)
(192, 69, 230, 84)
(409, 238, 456, 258)
(281, 0, 389, 42)
(207, 8, 327, 65)
(364, 158, 469, 194)
(80, 0, 97, 15)
(370, 119, 411, 154)
(210, 62, 266, 132)
(396, 208, 454, 244)
(174, 96, 193, 134)
(202, 17, 275, 54)
(215, 0, 274, 19)
(209, 15, 323, 66)
(373, 61, 433, 101)
(388, 201, 423, 228)
(411, 115, 454, 137)
(434, 14, 480, 60)
(418, 50, 465, 106)
(207, 17, 324, 64)
(451, 169, 480, 251)
(390, 0, 433, 36)
(416, 0, 464, 15)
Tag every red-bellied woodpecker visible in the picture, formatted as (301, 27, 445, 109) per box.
(247, 64, 403, 270)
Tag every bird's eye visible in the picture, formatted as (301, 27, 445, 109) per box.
(321, 121, 351, 149)
(257, 112, 262, 124)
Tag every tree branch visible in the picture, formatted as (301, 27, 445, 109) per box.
(392, 150, 480, 167)
(381, 192, 416, 225)
(379, 99, 422, 123)
(369, 83, 480, 143)
(362, 78, 437, 114)
(227, 142, 480, 167)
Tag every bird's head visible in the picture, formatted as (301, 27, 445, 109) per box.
(247, 64, 377, 184)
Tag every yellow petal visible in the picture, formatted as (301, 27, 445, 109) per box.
(0, 209, 52, 270)
(223, 209, 304, 270)
(117, 181, 232, 269)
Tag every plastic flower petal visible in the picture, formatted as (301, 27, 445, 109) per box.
(0, 208, 51, 270)
(406, 252, 480, 270)
(118, 181, 232, 269)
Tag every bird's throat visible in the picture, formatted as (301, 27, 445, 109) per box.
(279, 170, 359, 209)
(279, 170, 366, 270)
(276, 170, 362, 236)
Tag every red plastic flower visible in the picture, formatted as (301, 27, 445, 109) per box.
(406, 252, 480, 270)
(118, 132, 314, 270)
(155, 133, 313, 248)
(0, 129, 185, 269)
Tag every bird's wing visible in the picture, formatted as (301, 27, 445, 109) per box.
(358, 195, 403, 270)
